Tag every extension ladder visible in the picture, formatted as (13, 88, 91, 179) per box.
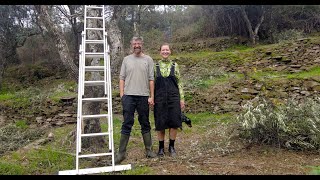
(59, 5, 131, 175)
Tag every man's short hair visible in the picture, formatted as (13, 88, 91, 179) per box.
(131, 36, 143, 43)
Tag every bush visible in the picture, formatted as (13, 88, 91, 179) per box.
(237, 96, 320, 151)
(0, 124, 44, 155)
(272, 29, 305, 43)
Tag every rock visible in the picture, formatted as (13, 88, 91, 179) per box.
(303, 81, 320, 91)
(48, 132, 54, 141)
(0, 115, 6, 126)
(58, 113, 73, 117)
(36, 117, 43, 124)
(240, 88, 259, 95)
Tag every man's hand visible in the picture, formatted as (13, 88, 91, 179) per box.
(148, 97, 154, 106)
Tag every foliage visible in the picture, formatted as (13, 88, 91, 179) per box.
(0, 124, 44, 156)
(237, 96, 320, 151)
(141, 28, 164, 54)
(272, 29, 305, 43)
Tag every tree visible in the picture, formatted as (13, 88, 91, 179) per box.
(35, 5, 78, 80)
(0, 5, 41, 90)
(240, 5, 265, 45)
(55, 5, 83, 66)
(105, 5, 124, 74)
(35, 5, 105, 149)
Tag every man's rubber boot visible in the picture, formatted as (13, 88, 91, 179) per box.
(142, 132, 157, 158)
(114, 134, 130, 164)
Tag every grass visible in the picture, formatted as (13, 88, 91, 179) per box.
(190, 72, 241, 89)
(15, 120, 28, 129)
(309, 166, 320, 175)
(2, 35, 320, 175)
(287, 66, 320, 79)
(248, 66, 320, 82)
(0, 111, 236, 175)
(0, 148, 74, 175)
(152, 46, 254, 66)
(0, 93, 15, 101)
(0, 123, 76, 175)
(0, 79, 77, 110)
(250, 70, 288, 81)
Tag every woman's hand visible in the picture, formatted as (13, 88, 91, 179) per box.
(180, 100, 185, 110)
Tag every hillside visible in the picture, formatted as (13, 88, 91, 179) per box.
(0, 35, 320, 175)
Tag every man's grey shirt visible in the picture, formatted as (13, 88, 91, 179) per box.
(119, 54, 154, 96)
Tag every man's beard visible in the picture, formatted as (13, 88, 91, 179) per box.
(134, 47, 142, 54)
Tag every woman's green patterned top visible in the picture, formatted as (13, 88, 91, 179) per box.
(155, 59, 185, 101)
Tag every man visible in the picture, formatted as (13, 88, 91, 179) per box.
(115, 36, 157, 164)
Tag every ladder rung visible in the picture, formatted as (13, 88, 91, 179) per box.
(84, 81, 105, 86)
(86, 28, 104, 30)
(85, 53, 104, 58)
(86, 17, 104, 19)
(81, 132, 109, 137)
(82, 114, 108, 119)
(85, 52, 104, 55)
(86, 6, 103, 9)
(85, 40, 104, 44)
(82, 97, 108, 102)
(78, 152, 112, 158)
(85, 66, 105, 71)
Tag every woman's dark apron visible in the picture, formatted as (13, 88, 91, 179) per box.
(154, 62, 182, 131)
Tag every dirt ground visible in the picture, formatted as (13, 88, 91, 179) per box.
(118, 126, 320, 175)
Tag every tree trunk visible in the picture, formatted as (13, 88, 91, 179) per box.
(35, 5, 105, 149)
(106, 5, 124, 74)
(67, 5, 80, 66)
(253, 6, 265, 45)
(35, 5, 78, 80)
(81, 8, 105, 149)
(0, 54, 3, 90)
(240, 5, 265, 45)
(240, 6, 255, 45)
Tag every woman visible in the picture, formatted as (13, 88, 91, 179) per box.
(154, 43, 185, 157)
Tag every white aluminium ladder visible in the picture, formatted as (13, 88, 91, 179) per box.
(59, 5, 131, 175)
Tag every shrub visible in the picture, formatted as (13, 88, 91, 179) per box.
(272, 29, 305, 43)
(0, 124, 44, 155)
(237, 96, 320, 151)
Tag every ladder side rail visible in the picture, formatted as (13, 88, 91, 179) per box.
(78, 5, 88, 165)
(102, 6, 107, 97)
(106, 35, 115, 167)
(75, 43, 83, 173)
(79, 31, 86, 152)
(77, 4, 88, 171)
(102, 5, 115, 170)
(76, 33, 86, 172)
(80, 4, 88, 158)
(105, 36, 111, 151)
